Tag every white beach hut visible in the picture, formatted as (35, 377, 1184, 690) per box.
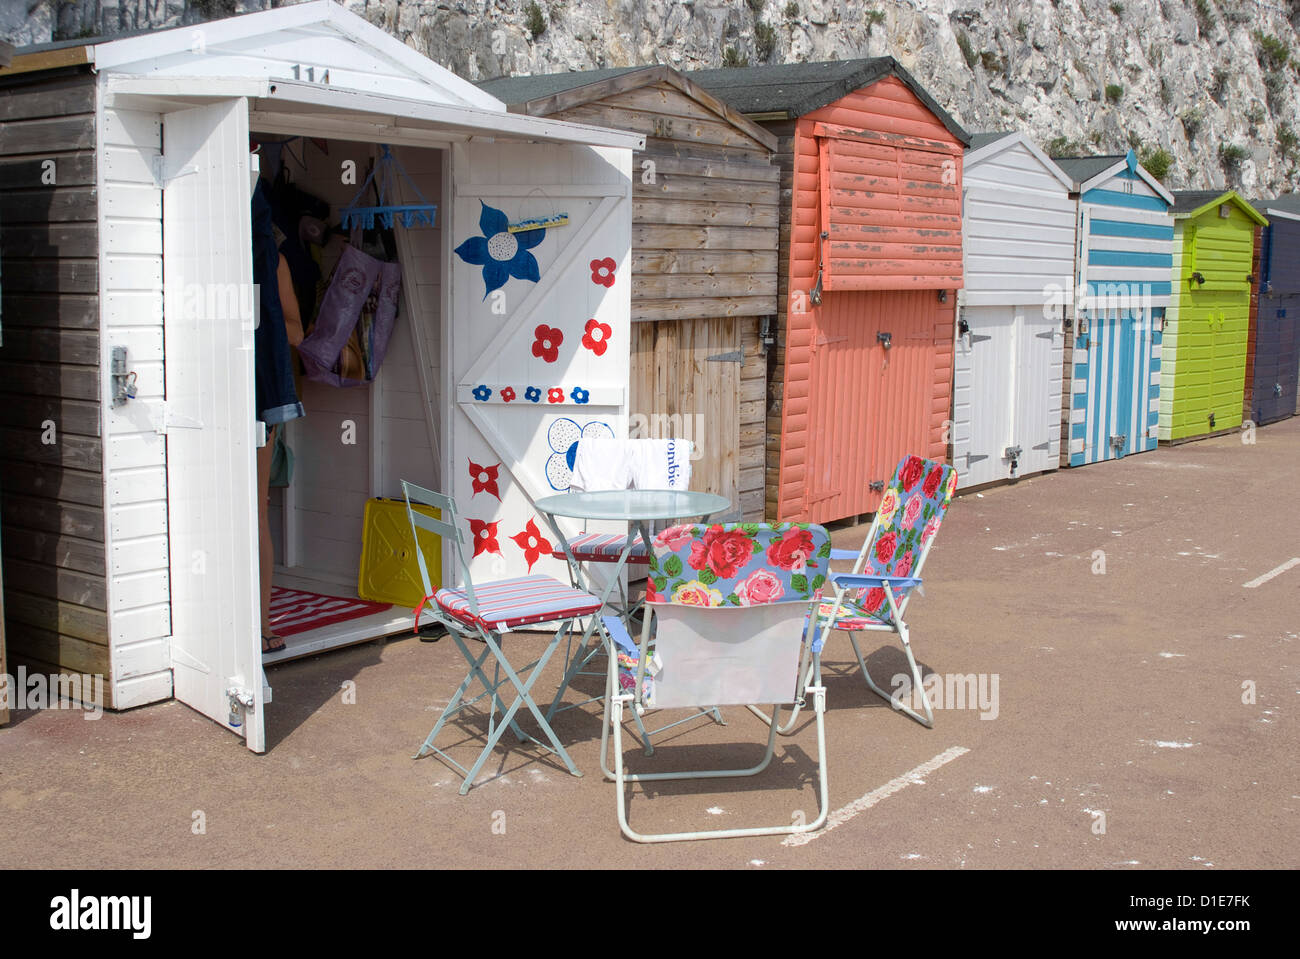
(0, 0, 640, 750)
(953, 132, 1076, 487)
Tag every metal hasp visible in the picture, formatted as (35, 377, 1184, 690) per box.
(110, 346, 131, 407)
(1109, 434, 1127, 454)
(1208, 411, 1216, 430)
(225, 686, 254, 729)
(1004, 444, 1022, 478)
(868, 480, 885, 493)
(876, 331, 892, 350)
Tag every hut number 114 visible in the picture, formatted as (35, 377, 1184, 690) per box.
(291, 64, 330, 84)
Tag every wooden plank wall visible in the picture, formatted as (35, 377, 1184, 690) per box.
(0, 68, 111, 702)
(1243, 223, 1261, 425)
(553, 81, 778, 520)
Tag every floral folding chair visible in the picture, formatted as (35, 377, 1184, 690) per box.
(759, 455, 958, 731)
(403, 481, 603, 794)
(606, 522, 833, 843)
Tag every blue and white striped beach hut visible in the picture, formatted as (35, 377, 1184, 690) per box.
(1052, 150, 1174, 467)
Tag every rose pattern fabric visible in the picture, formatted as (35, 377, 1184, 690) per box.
(646, 523, 831, 608)
(628, 523, 832, 700)
(816, 455, 958, 644)
(688, 526, 754, 580)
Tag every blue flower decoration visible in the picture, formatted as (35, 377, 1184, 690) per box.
(546, 418, 614, 491)
(472, 384, 492, 402)
(524, 386, 542, 403)
(453, 201, 545, 299)
(570, 387, 590, 405)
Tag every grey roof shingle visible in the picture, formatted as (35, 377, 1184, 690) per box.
(966, 130, 1016, 152)
(1259, 193, 1300, 216)
(1171, 189, 1232, 214)
(477, 66, 655, 105)
(684, 57, 969, 144)
(1050, 154, 1126, 187)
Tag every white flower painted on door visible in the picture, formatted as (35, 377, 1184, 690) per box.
(545, 417, 614, 490)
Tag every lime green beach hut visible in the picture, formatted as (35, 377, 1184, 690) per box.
(1159, 191, 1269, 442)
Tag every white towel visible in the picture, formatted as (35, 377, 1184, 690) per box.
(570, 438, 634, 492)
(630, 438, 693, 490)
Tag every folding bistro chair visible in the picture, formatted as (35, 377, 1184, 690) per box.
(403, 481, 603, 794)
(757, 455, 958, 731)
(607, 522, 833, 843)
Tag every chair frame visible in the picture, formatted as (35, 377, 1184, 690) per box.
(403, 481, 600, 794)
(751, 457, 955, 732)
(606, 523, 832, 843)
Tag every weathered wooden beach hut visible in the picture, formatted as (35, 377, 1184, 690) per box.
(479, 65, 780, 519)
(689, 58, 969, 522)
(1159, 190, 1267, 442)
(0, 1, 640, 750)
(1051, 151, 1173, 466)
(954, 131, 1075, 487)
(1249, 193, 1300, 425)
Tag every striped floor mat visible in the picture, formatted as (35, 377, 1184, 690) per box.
(269, 587, 393, 637)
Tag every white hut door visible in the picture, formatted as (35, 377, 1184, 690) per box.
(160, 99, 265, 752)
(1015, 313, 1060, 476)
(960, 305, 1015, 486)
(449, 142, 632, 583)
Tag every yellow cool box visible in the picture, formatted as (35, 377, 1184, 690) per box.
(357, 497, 441, 607)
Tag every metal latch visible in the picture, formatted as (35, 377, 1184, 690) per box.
(869, 480, 885, 493)
(1005, 445, 1023, 477)
(876, 331, 892, 350)
(1110, 434, 1127, 452)
(226, 686, 254, 729)
(1208, 412, 1216, 430)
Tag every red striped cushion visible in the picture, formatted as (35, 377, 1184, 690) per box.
(551, 532, 650, 564)
(434, 575, 602, 631)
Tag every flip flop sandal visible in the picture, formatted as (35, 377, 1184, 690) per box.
(262, 632, 287, 653)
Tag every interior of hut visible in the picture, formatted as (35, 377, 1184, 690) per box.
(245, 134, 446, 661)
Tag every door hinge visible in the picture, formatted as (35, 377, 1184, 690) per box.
(1036, 330, 1056, 339)
(965, 453, 989, 464)
(1032, 441, 1051, 451)
(705, 350, 744, 364)
(152, 154, 198, 189)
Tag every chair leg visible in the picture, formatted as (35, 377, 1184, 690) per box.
(414, 634, 526, 761)
(612, 677, 830, 843)
(847, 620, 934, 728)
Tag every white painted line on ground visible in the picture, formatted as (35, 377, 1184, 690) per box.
(783, 745, 970, 847)
(1243, 558, 1300, 589)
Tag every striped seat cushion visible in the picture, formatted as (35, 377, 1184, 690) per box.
(435, 575, 602, 631)
(551, 532, 650, 564)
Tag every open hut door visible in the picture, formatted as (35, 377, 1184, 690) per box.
(449, 142, 632, 583)
(160, 99, 265, 752)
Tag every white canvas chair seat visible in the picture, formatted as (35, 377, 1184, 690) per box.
(403, 481, 601, 795)
(606, 522, 833, 843)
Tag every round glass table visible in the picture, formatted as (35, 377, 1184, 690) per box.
(533, 488, 731, 524)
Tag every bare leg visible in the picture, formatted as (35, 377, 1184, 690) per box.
(257, 424, 281, 652)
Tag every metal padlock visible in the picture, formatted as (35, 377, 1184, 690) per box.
(124, 372, 138, 399)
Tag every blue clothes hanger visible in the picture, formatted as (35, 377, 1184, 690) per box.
(339, 144, 438, 231)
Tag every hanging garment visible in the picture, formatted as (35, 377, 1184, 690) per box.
(252, 179, 305, 426)
(268, 172, 328, 322)
(298, 228, 400, 388)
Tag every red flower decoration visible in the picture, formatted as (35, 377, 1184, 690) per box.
(469, 460, 501, 500)
(590, 257, 616, 287)
(510, 518, 553, 573)
(547, 387, 564, 403)
(922, 465, 943, 499)
(687, 525, 752, 580)
(500, 387, 516, 403)
(766, 527, 815, 572)
(532, 324, 563, 363)
(899, 455, 926, 492)
(469, 519, 501, 558)
(582, 318, 612, 356)
(874, 530, 898, 566)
